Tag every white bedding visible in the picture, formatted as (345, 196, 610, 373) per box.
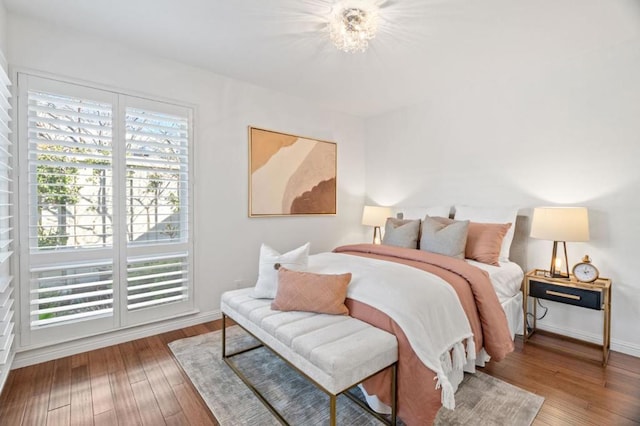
(502, 292, 523, 336)
(466, 259, 524, 302)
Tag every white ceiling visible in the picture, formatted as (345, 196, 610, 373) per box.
(4, 0, 638, 117)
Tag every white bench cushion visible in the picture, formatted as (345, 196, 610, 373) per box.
(221, 288, 398, 395)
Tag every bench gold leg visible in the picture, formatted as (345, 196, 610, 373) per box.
(221, 314, 226, 358)
(330, 394, 337, 426)
(391, 363, 397, 426)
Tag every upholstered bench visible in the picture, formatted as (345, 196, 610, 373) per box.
(221, 288, 399, 426)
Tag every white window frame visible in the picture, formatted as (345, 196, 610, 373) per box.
(16, 72, 195, 349)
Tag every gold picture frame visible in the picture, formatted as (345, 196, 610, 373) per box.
(249, 126, 337, 217)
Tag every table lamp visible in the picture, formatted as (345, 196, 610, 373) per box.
(362, 205, 392, 244)
(530, 207, 589, 278)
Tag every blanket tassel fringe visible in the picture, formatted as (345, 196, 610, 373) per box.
(435, 372, 456, 409)
(436, 337, 477, 410)
(466, 336, 476, 362)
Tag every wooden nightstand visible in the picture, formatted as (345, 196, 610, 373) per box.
(523, 269, 612, 365)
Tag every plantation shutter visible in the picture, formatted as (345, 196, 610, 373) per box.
(126, 253, 189, 310)
(27, 90, 113, 251)
(125, 106, 188, 244)
(23, 78, 115, 337)
(124, 100, 191, 317)
(0, 51, 15, 391)
(29, 261, 114, 327)
(18, 74, 194, 348)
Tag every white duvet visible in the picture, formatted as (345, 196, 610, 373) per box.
(306, 252, 475, 409)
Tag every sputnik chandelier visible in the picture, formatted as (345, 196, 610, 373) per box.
(327, 0, 380, 53)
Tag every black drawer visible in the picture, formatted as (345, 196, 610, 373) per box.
(529, 280, 602, 310)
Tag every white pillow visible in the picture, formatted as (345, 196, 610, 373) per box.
(394, 206, 451, 220)
(252, 242, 310, 299)
(453, 205, 518, 261)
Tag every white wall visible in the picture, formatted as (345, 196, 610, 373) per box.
(0, 0, 6, 53)
(8, 14, 366, 365)
(364, 4, 640, 355)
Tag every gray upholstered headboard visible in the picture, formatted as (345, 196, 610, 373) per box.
(508, 214, 530, 271)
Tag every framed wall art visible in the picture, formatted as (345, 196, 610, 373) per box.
(249, 127, 337, 217)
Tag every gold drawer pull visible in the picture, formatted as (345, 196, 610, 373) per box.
(546, 290, 580, 300)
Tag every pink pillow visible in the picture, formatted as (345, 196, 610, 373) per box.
(271, 268, 352, 315)
(465, 222, 512, 266)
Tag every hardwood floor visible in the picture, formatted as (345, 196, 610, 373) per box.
(0, 323, 221, 426)
(1, 321, 639, 425)
(483, 331, 640, 425)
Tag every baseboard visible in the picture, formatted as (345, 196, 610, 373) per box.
(12, 310, 223, 369)
(536, 323, 640, 358)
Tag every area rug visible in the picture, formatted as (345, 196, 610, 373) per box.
(168, 326, 544, 425)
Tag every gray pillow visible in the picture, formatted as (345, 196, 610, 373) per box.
(419, 215, 469, 259)
(382, 218, 421, 249)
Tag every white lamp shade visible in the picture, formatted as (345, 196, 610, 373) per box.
(362, 205, 392, 227)
(530, 207, 590, 242)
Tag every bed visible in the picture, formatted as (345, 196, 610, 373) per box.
(249, 206, 524, 425)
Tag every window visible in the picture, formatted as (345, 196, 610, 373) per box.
(0, 51, 14, 390)
(18, 74, 193, 347)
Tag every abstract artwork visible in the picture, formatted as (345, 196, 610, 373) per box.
(249, 127, 336, 216)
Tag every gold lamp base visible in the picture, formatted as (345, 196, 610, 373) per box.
(549, 240, 570, 279)
(372, 226, 382, 244)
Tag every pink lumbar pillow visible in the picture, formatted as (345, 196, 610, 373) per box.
(465, 222, 512, 266)
(271, 267, 352, 315)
